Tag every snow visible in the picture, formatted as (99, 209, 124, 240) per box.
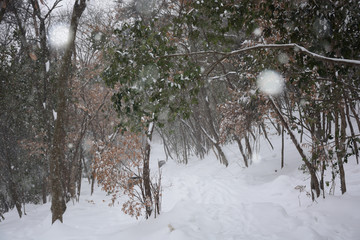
(257, 70, 284, 95)
(52, 109, 57, 120)
(49, 24, 72, 49)
(94, 32, 103, 42)
(1, 135, 360, 240)
(277, 52, 290, 64)
(227, 44, 360, 66)
(45, 61, 50, 73)
(253, 28, 262, 36)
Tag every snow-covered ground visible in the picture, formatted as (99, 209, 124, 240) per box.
(1, 134, 360, 240)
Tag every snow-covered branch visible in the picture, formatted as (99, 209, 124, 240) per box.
(228, 43, 360, 66)
(162, 43, 360, 69)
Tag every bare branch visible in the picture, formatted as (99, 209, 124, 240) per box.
(44, 0, 62, 19)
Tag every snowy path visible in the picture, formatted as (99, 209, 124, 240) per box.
(1, 142, 360, 240)
(158, 153, 360, 240)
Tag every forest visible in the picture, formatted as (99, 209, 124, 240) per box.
(0, 0, 360, 239)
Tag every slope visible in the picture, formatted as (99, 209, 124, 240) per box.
(0, 135, 360, 240)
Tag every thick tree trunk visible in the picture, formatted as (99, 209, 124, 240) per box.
(335, 107, 347, 194)
(50, 0, 86, 224)
(143, 122, 154, 218)
(9, 180, 22, 218)
(5, 146, 22, 218)
(30, 1, 53, 206)
(50, 97, 67, 223)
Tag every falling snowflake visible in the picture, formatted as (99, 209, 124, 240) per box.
(253, 28, 262, 36)
(49, 24, 72, 49)
(277, 53, 290, 64)
(256, 70, 284, 95)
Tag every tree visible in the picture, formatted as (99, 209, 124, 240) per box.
(105, 0, 360, 201)
(0, 0, 59, 218)
(93, 132, 163, 219)
(103, 11, 201, 216)
(49, 0, 87, 224)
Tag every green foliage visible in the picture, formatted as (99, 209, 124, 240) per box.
(103, 20, 201, 132)
(102, 1, 360, 176)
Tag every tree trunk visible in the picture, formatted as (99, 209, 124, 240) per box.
(69, 120, 87, 200)
(143, 122, 154, 218)
(234, 136, 248, 167)
(9, 180, 22, 218)
(77, 152, 82, 202)
(261, 123, 274, 150)
(214, 142, 228, 166)
(349, 101, 360, 132)
(50, 0, 86, 224)
(335, 107, 347, 194)
(180, 123, 188, 164)
(42, 176, 47, 204)
(281, 125, 284, 169)
(320, 158, 325, 198)
(30, 1, 53, 206)
(200, 88, 228, 166)
(91, 173, 95, 196)
(269, 98, 320, 199)
(244, 134, 253, 164)
(50, 109, 67, 223)
(345, 99, 359, 164)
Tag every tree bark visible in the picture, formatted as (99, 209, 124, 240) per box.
(143, 122, 154, 218)
(3, 129, 22, 218)
(335, 106, 347, 194)
(8, 179, 22, 218)
(90, 173, 95, 196)
(42, 176, 47, 204)
(50, 0, 86, 224)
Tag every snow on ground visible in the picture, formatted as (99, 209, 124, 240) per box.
(1, 134, 360, 240)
